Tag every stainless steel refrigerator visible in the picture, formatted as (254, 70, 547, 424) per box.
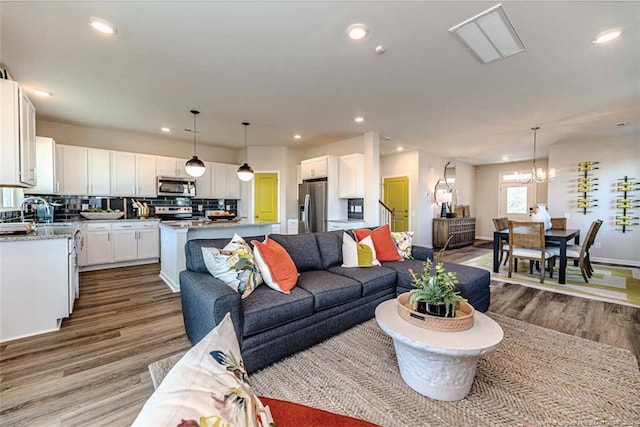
(298, 179, 327, 233)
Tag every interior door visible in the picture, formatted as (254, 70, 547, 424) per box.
(499, 181, 535, 221)
(254, 173, 278, 222)
(383, 176, 409, 231)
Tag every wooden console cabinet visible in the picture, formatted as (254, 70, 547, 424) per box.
(432, 218, 476, 249)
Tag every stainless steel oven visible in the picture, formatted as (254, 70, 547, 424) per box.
(157, 176, 196, 197)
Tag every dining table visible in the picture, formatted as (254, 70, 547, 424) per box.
(493, 228, 581, 284)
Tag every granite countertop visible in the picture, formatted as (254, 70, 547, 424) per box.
(0, 223, 81, 242)
(79, 218, 161, 223)
(159, 219, 278, 230)
(328, 219, 367, 223)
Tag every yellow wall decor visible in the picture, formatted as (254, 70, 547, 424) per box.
(615, 176, 639, 233)
(577, 161, 599, 215)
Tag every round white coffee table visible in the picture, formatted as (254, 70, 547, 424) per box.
(375, 298, 503, 401)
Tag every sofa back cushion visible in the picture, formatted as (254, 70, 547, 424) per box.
(315, 230, 343, 269)
(269, 233, 323, 272)
(185, 236, 266, 272)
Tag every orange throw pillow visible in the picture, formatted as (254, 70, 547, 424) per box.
(251, 237, 299, 293)
(353, 224, 403, 262)
(259, 396, 380, 427)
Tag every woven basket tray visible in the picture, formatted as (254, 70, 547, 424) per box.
(396, 293, 475, 332)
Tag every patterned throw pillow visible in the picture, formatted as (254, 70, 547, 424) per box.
(391, 231, 414, 259)
(132, 313, 274, 427)
(202, 234, 262, 298)
(341, 233, 380, 267)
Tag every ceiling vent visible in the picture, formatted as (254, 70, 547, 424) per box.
(449, 4, 525, 64)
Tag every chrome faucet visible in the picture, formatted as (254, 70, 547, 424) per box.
(20, 196, 52, 223)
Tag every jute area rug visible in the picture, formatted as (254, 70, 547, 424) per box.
(249, 314, 640, 427)
(462, 252, 640, 308)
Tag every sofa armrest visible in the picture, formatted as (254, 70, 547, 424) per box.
(179, 270, 244, 346)
(411, 245, 434, 261)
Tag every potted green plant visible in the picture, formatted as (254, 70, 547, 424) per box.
(408, 258, 465, 318)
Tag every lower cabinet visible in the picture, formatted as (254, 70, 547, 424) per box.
(81, 220, 160, 270)
(327, 221, 367, 231)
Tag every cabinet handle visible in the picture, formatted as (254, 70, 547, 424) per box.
(121, 225, 132, 228)
(133, 186, 136, 195)
(56, 181, 60, 192)
(107, 232, 111, 241)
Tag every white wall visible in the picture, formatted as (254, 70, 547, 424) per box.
(305, 135, 364, 158)
(474, 159, 549, 239)
(548, 133, 640, 265)
(37, 120, 238, 163)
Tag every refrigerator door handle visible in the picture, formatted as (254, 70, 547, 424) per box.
(303, 193, 310, 232)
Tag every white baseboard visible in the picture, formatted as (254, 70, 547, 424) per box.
(591, 256, 640, 268)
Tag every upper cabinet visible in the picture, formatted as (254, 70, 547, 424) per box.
(338, 153, 365, 198)
(25, 137, 56, 195)
(110, 152, 157, 197)
(194, 162, 241, 199)
(157, 156, 189, 178)
(0, 79, 36, 187)
(300, 156, 329, 180)
(56, 144, 110, 195)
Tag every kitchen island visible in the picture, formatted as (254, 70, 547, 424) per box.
(159, 219, 278, 291)
(0, 223, 80, 342)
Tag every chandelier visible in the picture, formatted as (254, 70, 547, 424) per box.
(517, 126, 555, 184)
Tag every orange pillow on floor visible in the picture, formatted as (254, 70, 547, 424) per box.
(251, 237, 299, 293)
(259, 396, 380, 427)
(353, 224, 403, 262)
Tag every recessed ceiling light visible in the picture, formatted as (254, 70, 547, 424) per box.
(89, 17, 117, 35)
(346, 23, 369, 41)
(502, 155, 510, 161)
(32, 89, 53, 97)
(161, 127, 171, 133)
(354, 116, 365, 123)
(592, 28, 623, 44)
(293, 134, 302, 140)
(396, 146, 404, 152)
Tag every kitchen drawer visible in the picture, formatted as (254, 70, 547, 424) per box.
(112, 222, 137, 230)
(85, 222, 111, 231)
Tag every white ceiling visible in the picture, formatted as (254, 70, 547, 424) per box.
(1, 1, 638, 164)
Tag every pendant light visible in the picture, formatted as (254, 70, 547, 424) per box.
(517, 126, 555, 184)
(237, 121, 254, 181)
(184, 109, 206, 178)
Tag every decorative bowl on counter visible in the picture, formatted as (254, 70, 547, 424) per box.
(81, 212, 124, 220)
(206, 212, 237, 221)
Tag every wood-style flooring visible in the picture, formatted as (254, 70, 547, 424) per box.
(1, 243, 639, 426)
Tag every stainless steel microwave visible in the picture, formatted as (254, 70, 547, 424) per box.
(157, 176, 196, 197)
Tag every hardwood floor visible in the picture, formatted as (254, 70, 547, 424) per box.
(1, 244, 638, 426)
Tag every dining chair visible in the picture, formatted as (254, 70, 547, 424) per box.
(492, 217, 510, 266)
(548, 219, 603, 282)
(508, 221, 556, 284)
(550, 217, 567, 229)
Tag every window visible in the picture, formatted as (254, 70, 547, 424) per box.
(0, 188, 24, 210)
(506, 186, 528, 214)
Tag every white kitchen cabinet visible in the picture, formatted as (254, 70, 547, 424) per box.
(110, 152, 157, 197)
(113, 221, 159, 262)
(81, 220, 159, 270)
(196, 163, 241, 199)
(195, 161, 213, 198)
(339, 153, 365, 198)
(0, 79, 36, 187)
(301, 156, 329, 180)
(225, 164, 241, 199)
(157, 156, 188, 178)
(25, 137, 57, 195)
(83, 222, 113, 266)
(56, 145, 110, 195)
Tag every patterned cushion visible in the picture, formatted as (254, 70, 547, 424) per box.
(391, 231, 414, 259)
(132, 313, 273, 426)
(201, 234, 263, 298)
(341, 233, 380, 267)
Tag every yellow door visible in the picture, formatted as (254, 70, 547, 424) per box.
(254, 173, 278, 222)
(383, 176, 409, 231)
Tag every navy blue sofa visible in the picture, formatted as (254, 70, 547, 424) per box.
(180, 230, 490, 373)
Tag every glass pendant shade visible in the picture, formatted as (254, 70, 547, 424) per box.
(237, 122, 254, 181)
(185, 109, 206, 178)
(237, 163, 254, 181)
(185, 156, 206, 177)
